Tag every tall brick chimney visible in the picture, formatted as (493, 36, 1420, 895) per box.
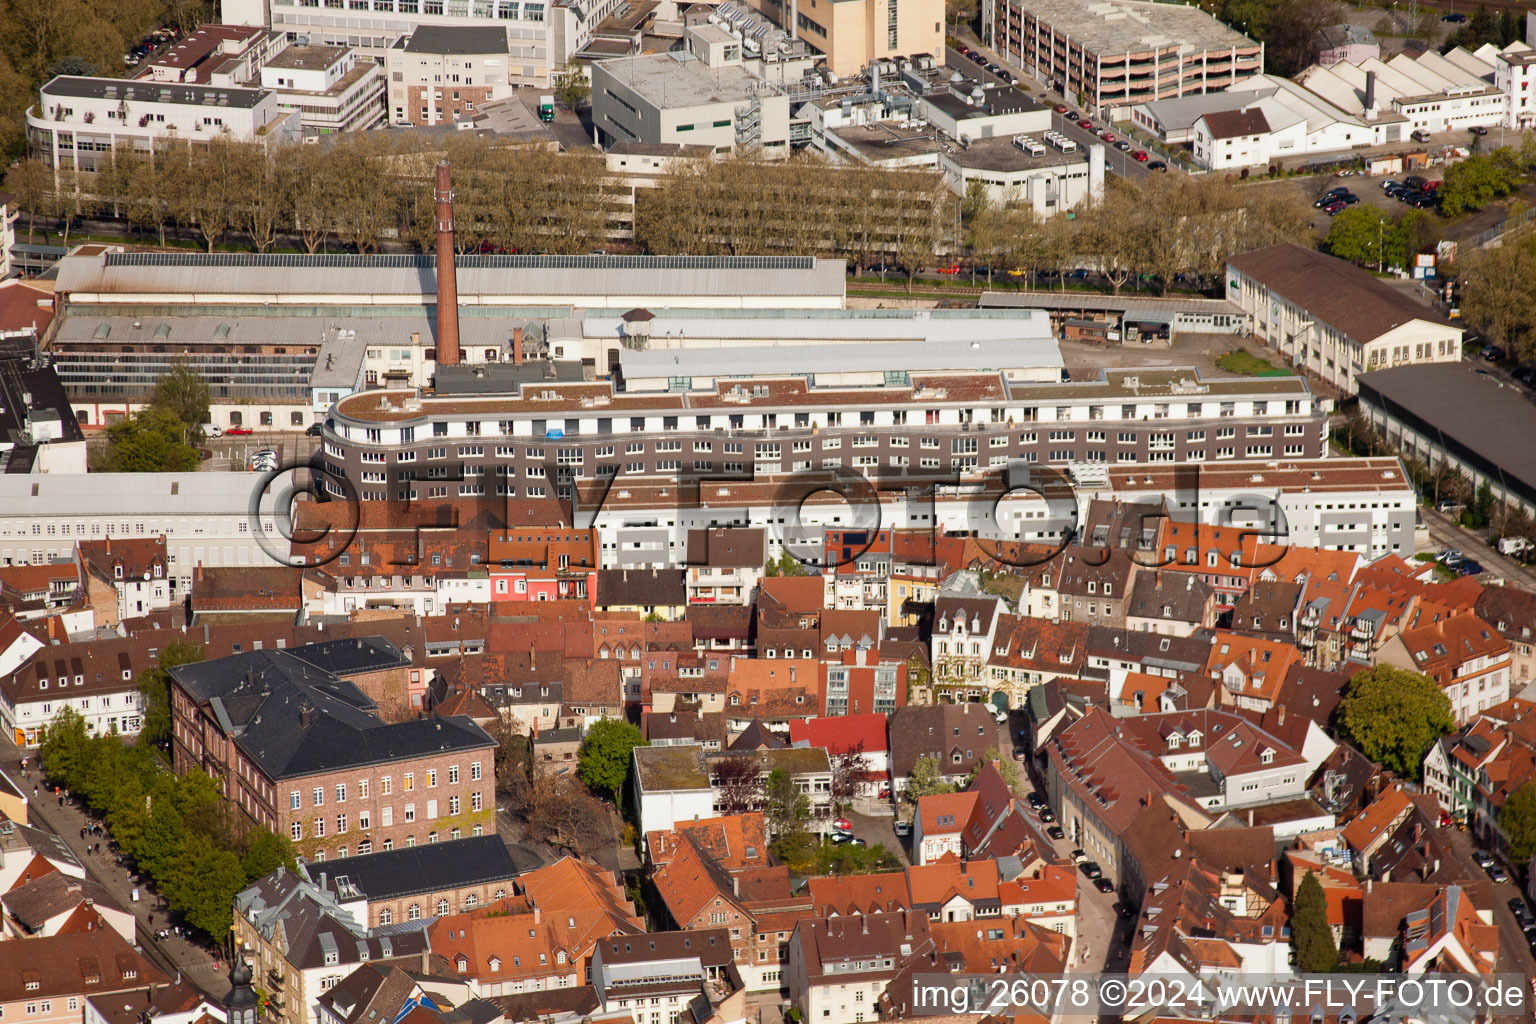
(434, 159, 461, 369)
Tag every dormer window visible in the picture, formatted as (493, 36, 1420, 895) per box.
(456, 956, 468, 973)
(1260, 749, 1274, 764)
(114, 565, 123, 580)
(1104, 584, 1112, 597)
(1187, 731, 1201, 746)
(1088, 581, 1096, 594)
(1168, 734, 1181, 749)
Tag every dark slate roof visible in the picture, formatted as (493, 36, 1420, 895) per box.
(170, 639, 494, 780)
(596, 568, 687, 607)
(315, 963, 420, 1024)
(306, 836, 519, 904)
(401, 24, 510, 55)
(236, 869, 431, 971)
(887, 703, 998, 778)
(727, 718, 787, 751)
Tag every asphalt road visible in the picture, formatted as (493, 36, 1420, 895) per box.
(1443, 824, 1536, 979)
(1419, 504, 1536, 590)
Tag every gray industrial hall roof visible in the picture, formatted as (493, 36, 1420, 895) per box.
(1358, 362, 1536, 498)
(55, 251, 847, 303)
(981, 291, 1246, 315)
(0, 472, 287, 518)
(620, 336, 1064, 378)
(592, 311, 1053, 343)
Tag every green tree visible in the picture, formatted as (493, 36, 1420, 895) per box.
(94, 406, 202, 472)
(904, 755, 956, 802)
(1473, 480, 1494, 526)
(1290, 871, 1338, 971)
(150, 362, 212, 440)
(39, 706, 90, 785)
(1501, 781, 1536, 864)
(554, 62, 590, 109)
(137, 639, 205, 750)
(1334, 666, 1454, 780)
(764, 551, 808, 577)
(967, 748, 1021, 790)
(1437, 150, 1519, 216)
(577, 718, 647, 798)
(170, 835, 248, 937)
(241, 830, 296, 882)
(765, 768, 809, 835)
(1323, 206, 1392, 269)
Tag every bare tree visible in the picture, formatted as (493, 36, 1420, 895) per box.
(829, 742, 868, 811)
(712, 753, 764, 815)
(4, 159, 54, 241)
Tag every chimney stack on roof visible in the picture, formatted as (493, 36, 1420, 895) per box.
(513, 326, 524, 366)
(434, 160, 461, 369)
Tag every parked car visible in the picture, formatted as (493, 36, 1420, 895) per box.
(1080, 862, 1103, 879)
(1470, 125, 1488, 135)
(894, 820, 912, 836)
(226, 426, 254, 436)
(1459, 559, 1485, 576)
(832, 818, 852, 833)
(936, 264, 961, 275)
(1070, 849, 1089, 863)
(958, 45, 971, 54)
(1046, 825, 1065, 839)
(305, 422, 324, 437)
(1435, 500, 1462, 515)
(1380, 179, 1401, 191)
(1324, 201, 1347, 215)
(1443, 11, 1466, 20)
(1053, 103, 1068, 113)
(1508, 897, 1532, 921)
(1473, 850, 1494, 868)
(1133, 150, 1149, 162)
(1338, 192, 1359, 204)
(1079, 119, 1094, 130)
(1146, 160, 1167, 171)
(828, 831, 855, 845)
(1115, 140, 1131, 151)
(1489, 864, 1510, 883)
(1481, 344, 1506, 360)
(1093, 878, 1115, 894)
(1027, 792, 1046, 809)
(1037, 808, 1056, 823)
(1099, 131, 1116, 143)
(1514, 366, 1536, 385)
(203, 425, 223, 439)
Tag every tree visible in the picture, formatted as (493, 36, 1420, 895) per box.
(764, 550, 808, 577)
(241, 829, 296, 882)
(830, 743, 869, 810)
(1334, 666, 1454, 780)
(946, 0, 978, 32)
(1290, 871, 1338, 971)
(151, 362, 211, 441)
(1473, 480, 1495, 526)
(4, 159, 52, 241)
(1501, 781, 1536, 864)
(713, 754, 764, 815)
(967, 748, 1021, 789)
(1437, 150, 1519, 216)
(1458, 239, 1536, 354)
(93, 406, 202, 472)
(904, 755, 956, 802)
(577, 718, 647, 798)
(1324, 206, 1391, 269)
(764, 768, 809, 836)
(554, 62, 590, 109)
(137, 639, 205, 750)
(525, 773, 612, 856)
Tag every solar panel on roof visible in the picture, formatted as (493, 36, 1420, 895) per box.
(104, 252, 815, 271)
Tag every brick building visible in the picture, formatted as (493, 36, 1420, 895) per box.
(303, 835, 521, 927)
(169, 637, 496, 861)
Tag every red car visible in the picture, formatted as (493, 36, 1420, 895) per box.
(1133, 149, 1149, 162)
(958, 44, 970, 54)
(1079, 119, 1094, 130)
(225, 426, 254, 436)
(937, 264, 961, 275)
(1053, 103, 1068, 113)
(1099, 131, 1116, 143)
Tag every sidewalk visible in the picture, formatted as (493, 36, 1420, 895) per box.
(0, 736, 231, 999)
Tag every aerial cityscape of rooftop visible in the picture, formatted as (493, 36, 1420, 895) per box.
(2, 0, 1536, 1021)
